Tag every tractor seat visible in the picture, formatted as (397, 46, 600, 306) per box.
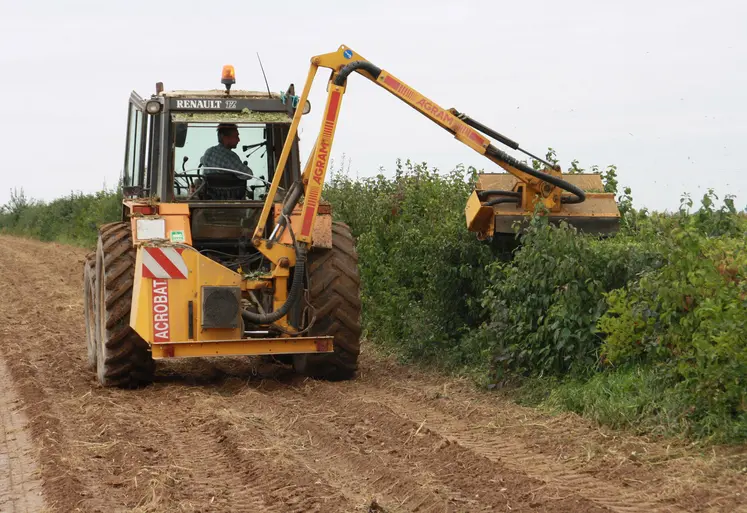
(202, 172, 248, 201)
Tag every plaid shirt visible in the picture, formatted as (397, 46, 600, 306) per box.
(200, 144, 253, 177)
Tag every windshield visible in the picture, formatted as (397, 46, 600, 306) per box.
(173, 122, 269, 200)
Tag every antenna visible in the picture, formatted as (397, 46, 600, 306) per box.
(256, 52, 272, 98)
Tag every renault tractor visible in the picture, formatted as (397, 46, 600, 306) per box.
(83, 45, 619, 388)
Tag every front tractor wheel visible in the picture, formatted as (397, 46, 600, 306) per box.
(293, 222, 362, 381)
(93, 223, 155, 388)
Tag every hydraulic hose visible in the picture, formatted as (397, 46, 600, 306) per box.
(478, 190, 521, 201)
(478, 189, 521, 207)
(271, 180, 304, 240)
(486, 145, 586, 204)
(333, 61, 382, 86)
(241, 243, 307, 325)
(484, 197, 521, 207)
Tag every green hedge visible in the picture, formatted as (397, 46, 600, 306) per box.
(326, 159, 747, 443)
(325, 159, 494, 364)
(0, 187, 122, 246)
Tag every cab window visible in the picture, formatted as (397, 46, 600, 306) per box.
(173, 123, 269, 200)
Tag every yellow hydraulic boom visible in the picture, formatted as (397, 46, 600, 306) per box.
(256, 44, 620, 245)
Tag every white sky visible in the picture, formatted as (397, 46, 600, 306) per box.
(1, 0, 745, 212)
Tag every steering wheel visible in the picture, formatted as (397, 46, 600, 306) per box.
(182, 167, 269, 186)
(181, 167, 283, 200)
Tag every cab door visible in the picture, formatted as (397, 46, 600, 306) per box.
(122, 92, 148, 198)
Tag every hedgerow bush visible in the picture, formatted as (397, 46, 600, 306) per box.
(468, 216, 664, 380)
(0, 187, 121, 246)
(325, 159, 494, 364)
(325, 158, 746, 442)
(596, 193, 747, 441)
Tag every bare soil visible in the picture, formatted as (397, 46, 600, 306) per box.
(0, 234, 745, 513)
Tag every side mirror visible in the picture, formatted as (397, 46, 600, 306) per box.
(175, 123, 188, 148)
(303, 100, 311, 115)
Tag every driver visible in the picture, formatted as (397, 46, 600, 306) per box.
(200, 123, 254, 177)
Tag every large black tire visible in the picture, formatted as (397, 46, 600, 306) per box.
(83, 251, 97, 370)
(94, 222, 155, 388)
(293, 222, 362, 380)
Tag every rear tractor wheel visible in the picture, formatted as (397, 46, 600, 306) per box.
(293, 222, 362, 381)
(93, 223, 155, 388)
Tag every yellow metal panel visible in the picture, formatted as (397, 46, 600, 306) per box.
(130, 246, 244, 345)
(254, 239, 296, 266)
(182, 249, 241, 342)
(477, 173, 607, 193)
(158, 204, 190, 215)
(492, 192, 620, 217)
(158, 204, 192, 245)
(130, 249, 150, 336)
(162, 216, 192, 245)
(273, 203, 333, 249)
(151, 336, 334, 358)
(242, 280, 272, 291)
(464, 190, 495, 239)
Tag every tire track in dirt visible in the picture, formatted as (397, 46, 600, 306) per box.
(355, 387, 676, 513)
(0, 241, 85, 512)
(237, 381, 608, 513)
(141, 384, 361, 512)
(0, 234, 745, 513)
(339, 371, 747, 513)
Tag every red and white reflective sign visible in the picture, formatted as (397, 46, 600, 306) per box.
(142, 247, 187, 279)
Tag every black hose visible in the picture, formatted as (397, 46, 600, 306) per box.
(273, 180, 304, 234)
(478, 189, 521, 201)
(333, 61, 382, 86)
(486, 145, 586, 204)
(452, 111, 520, 150)
(241, 243, 307, 325)
(484, 197, 521, 207)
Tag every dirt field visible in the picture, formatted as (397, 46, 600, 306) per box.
(0, 234, 745, 513)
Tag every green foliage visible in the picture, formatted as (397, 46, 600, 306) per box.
(325, 158, 494, 365)
(543, 366, 745, 441)
(597, 191, 747, 441)
(0, 187, 122, 246)
(471, 215, 662, 381)
(324, 155, 746, 442)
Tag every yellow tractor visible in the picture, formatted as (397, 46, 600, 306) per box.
(83, 45, 619, 388)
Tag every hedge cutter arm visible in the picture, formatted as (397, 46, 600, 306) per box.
(254, 45, 619, 244)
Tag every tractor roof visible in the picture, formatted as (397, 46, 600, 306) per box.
(160, 89, 282, 100)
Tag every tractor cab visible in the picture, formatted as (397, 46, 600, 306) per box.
(120, 66, 314, 252)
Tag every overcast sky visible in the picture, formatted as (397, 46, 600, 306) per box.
(1, 0, 745, 212)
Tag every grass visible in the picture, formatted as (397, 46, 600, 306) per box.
(516, 366, 747, 445)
